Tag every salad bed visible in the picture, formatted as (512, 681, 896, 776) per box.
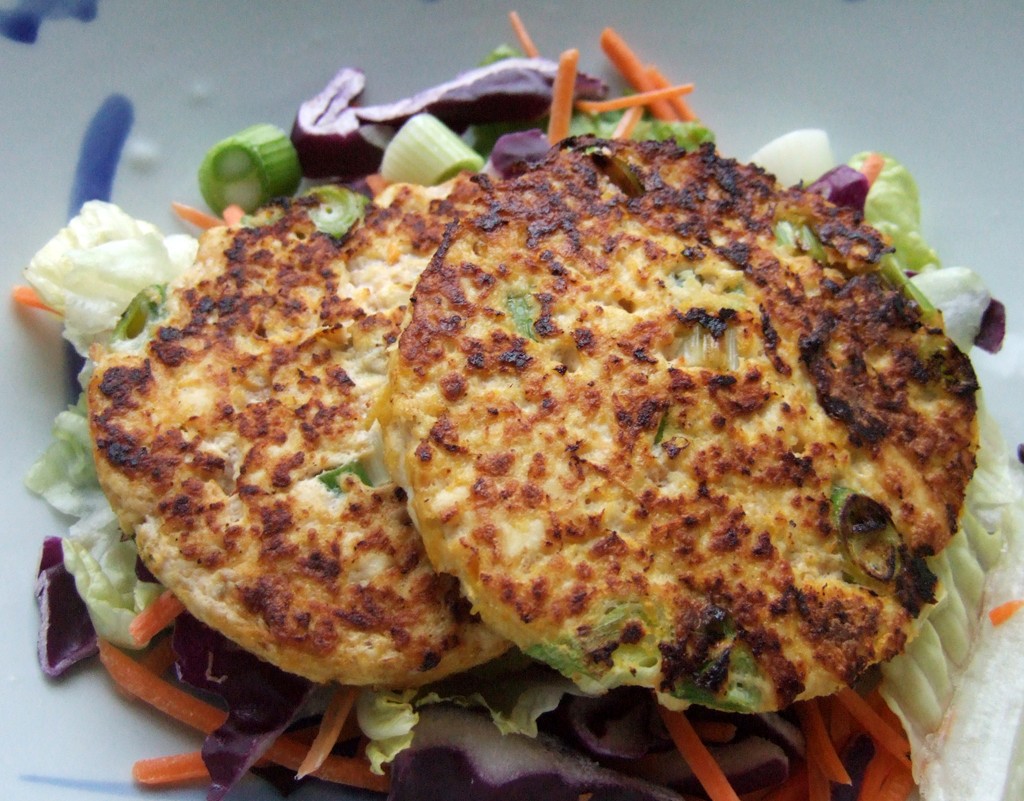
(17, 12, 1024, 801)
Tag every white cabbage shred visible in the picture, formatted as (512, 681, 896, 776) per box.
(880, 403, 1024, 801)
(24, 202, 198, 647)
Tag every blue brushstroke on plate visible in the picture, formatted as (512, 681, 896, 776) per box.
(20, 774, 138, 796)
(0, 0, 96, 44)
(64, 92, 134, 399)
(68, 92, 133, 217)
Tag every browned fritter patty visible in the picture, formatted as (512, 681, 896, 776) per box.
(380, 138, 979, 711)
(88, 182, 508, 686)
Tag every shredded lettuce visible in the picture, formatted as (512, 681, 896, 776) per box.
(24, 200, 197, 355)
(23, 202, 189, 649)
(24, 394, 103, 518)
(60, 507, 163, 649)
(357, 653, 584, 774)
(880, 402, 1024, 799)
(848, 152, 942, 275)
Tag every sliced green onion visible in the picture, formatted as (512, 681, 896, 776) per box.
(380, 113, 484, 185)
(198, 123, 302, 215)
(505, 291, 537, 341)
(318, 461, 374, 493)
(880, 260, 935, 314)
(113, 284, 166, 341)
(303, 185, 368, 238)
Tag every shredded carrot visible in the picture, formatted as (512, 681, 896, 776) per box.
(547, 48, 579, 144)
(98, 640, 388, 793)
(825, 695, 854, 753)
(611, 105, 644, 140)
(576, 83, 694, 115)
(807, 761, 831, 801)
(129, 590, 186, 648)
(508, 10, 540, 58)
(795, 699, 851, 785)
(761, 764, 808, 801)
(98, 638, 226, 733)
(296, 686, 357, 779)
(133, 751, 209, 786)
(171, 201, 224, 230)
(364, 173, 390, 197)
(646, 64, 697, 121)
(11, 284, 57, 314)
(835, 688, 912, 771)
(691, 719, 738, 744)
(859, 152, 886, 187)
(874, 760, 916, 801)
(989, 598, 1024, 625)
(598, 27, 676, 121)
(221, 204, 245, 227)
(858, 748, 898, 801)
(137, 635, 177, 676)
(658, 706, 742, 801)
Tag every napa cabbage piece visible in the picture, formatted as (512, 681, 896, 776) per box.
(23, 199, 197, 355)
(24, 203, 189, 651)
(879, 403, 1024, 801)
(849, 151, 942, 276)
(357, 654, 581, 774)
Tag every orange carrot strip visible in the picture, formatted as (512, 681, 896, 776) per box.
(646, 64, 697, 121)
(129, 590, 186, 647)
(598, 27, 676, 120)
(364, 173, 390, 197)
(575, 83, 694, 114)
(98, 640, 387, 792)
(858, 748, 897, 801)
(547, 48, 579, 144)
(296, 686, 357, 779)
(859, 152, 885, 187)
(761, 764, 808, 801)
(795, 700, 851, 785)
(989, 598, 1024, 625)
(98, 639, 226, 733)
(826, 695, 854, 752)
(221, 204, 245, 227)
(611, 105, 644, 140)
(133, 751, 209, 786)
(659, 707, 742, 801)
(264, 733, 389, 792)
(171, 201, 224, 230)
(874, 760, 916, 801)
(508, 10, 540, 58)
(835, 688, 912, 771)
(691, 720, 738, 744)
(807, 761, 831, 801)
(137, 635, 177, 676)
(11, 284, 58, 314)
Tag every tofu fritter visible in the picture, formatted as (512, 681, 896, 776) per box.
(380, 139, 979, 711)
(88, 182, 508, 686)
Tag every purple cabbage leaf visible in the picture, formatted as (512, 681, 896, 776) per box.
(387, 704, 683, 801)
(35, 535, 98, 677)
(172, 614, 316, 801)
(807, 164, 870, 213)
(292, 58, 607, 180)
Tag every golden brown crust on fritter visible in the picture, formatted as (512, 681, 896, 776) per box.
(380, 139, 978, 710)
(89, 185, 507, 686)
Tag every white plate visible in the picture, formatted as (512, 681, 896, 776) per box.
(2, 2, 1022, 800)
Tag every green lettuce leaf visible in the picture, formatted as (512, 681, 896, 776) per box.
(848, 152, 942, 275)
(24, 200, 197, 355)
(60, 508, 163, 649)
